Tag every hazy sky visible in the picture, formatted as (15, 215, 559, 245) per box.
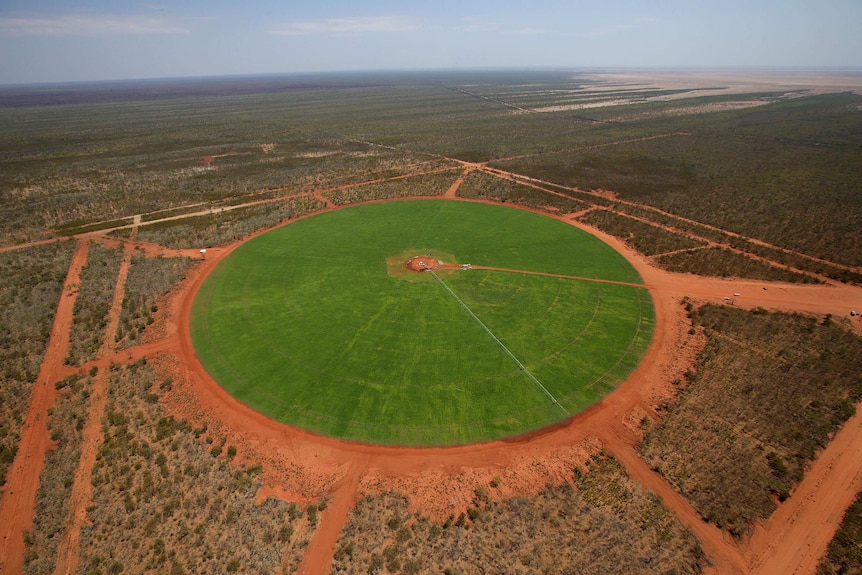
(1, 0, 860, 84)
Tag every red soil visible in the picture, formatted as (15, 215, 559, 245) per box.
(0, 238, 90, 575)
(156, 196, 862, 575)
(52, 238, 135, 575)
(3, 191, 862, 575)
(443, 165, 476, 198)
(404, 255, 441, 272)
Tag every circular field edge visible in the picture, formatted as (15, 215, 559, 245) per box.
(190, 199, 655, 446)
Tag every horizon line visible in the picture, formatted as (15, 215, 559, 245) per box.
(3, 65, 862, 89)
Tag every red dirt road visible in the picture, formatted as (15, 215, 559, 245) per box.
(746, 403, 862, 575)
(52, 239, 134, 575)
(158, 198, 862, 574)
(0, 239, 89, 575)
(296, 458, 368, 575)
(3, 193, 862, 575)
(604, 433, 748, 575)
(161, 198, 862, 575)
(443, 165, 477, 198)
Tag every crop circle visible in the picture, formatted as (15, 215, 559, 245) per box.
(190, 200, 654, 446)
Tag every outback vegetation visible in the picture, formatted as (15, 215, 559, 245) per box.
(66, 243, 123, 366)
(24, 373, 91, 575)
(457, 170, 588, 213)
(331, 456, 704, 575)
(577, 208, 706, 257)
(0, 71, 860, 574)
(579, 204, 848, 284)
(817, 490, 862, 575)
(131, 195, 326, 249)
(116, 255, 193, 348)
(0, 242, 74, 492)
(605, 202, 862, 284)
(641, 303, 862, 538)
(80, 360, 308, 574)
(654, 246, 818, 283)
(321, 169, 458, 205)
(492, 92, 862, 268)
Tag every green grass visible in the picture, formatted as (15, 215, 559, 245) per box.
(191, 200, 653, 445)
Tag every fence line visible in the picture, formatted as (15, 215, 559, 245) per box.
(430, 270, 569, 416)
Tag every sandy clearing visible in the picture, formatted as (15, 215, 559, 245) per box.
(579, 69, 862, 97)
(532, 100, 772, 115)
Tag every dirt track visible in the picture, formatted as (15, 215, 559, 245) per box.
(0, 239, 89, 575)
(746, 403, 862, 575)
(52, 237, 135, 575)
(164, 196, 862, 574)
(2, 187, 862, 575)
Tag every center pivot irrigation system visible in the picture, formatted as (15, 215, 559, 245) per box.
(429, 269, 570, 417)
(192, 200, 652, 445)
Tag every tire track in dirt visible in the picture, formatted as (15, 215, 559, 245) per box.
(471, 265, 652, 290)
(50, 339, 173, 384)
(88, 233, 204, 259)
(650, 245, 710, 259)
(52, 237, 134, 575)
(446, 85, 535, 113)
(312, 190, 335, 209)
(0, 238, 89, 575)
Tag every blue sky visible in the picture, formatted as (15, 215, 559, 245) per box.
(1, 0, 860, 84)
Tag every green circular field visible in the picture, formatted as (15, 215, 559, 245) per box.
(191, 200, 654, 446)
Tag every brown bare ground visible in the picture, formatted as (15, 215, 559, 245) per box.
(581, 69, 862, 98)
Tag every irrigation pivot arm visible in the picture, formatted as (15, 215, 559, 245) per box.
(430, 270, 570, 417)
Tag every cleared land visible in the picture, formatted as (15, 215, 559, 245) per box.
(641, 304, 862, 538)
(191, 200, 653, 445)
(0, 70, 861, 575)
